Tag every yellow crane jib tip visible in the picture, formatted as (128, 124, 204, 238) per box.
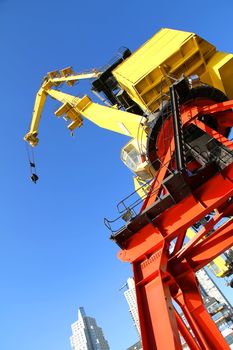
(24, 132, 39, 147)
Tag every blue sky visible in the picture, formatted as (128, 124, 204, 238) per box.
(1, 1, 233, 349)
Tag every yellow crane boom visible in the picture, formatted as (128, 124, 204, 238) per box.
(24, 66, 145, 147)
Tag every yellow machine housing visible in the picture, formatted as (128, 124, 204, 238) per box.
(113, 28, 233, 112)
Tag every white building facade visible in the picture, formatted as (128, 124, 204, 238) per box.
(70, 307, 110, 350)
(124, 278, 140, 336)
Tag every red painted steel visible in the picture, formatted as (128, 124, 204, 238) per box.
(118, 98, 233, 349)
(174, 308, 200, 350)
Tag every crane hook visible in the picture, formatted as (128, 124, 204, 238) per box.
(26, 145, 39, 183)
(30, 162, 39, 183)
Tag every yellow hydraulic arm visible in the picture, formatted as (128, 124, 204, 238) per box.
(24, 66, 144, 147)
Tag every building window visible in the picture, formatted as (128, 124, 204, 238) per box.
(225, 334, 233, 345)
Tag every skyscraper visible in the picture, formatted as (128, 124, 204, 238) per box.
(123, 278, 140, 336)
(70, 307, 110, 350)
(196, 268, 232, 308)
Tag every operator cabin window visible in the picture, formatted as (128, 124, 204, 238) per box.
(121, 144, 141, 172)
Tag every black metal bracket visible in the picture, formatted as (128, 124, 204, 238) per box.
(169, 78, 188, 172)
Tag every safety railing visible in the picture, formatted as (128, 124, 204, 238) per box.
(104, 152, 176, 234)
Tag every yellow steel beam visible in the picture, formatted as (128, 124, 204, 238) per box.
(24, 86, 144, 147)
(24, 87, 47, 147)
(46, 71, 101, 87)
(47, 89, 144, 137)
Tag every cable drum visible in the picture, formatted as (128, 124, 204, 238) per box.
(146, 85, 230, 173)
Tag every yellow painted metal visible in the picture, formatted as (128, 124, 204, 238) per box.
(133, 176, 151, 199)
(208, 257, 230, 278)
(24, 85, 144, 147)
(113, 28, 233, 112)
(51, 91, 143, 136)
(25, 28, 233, 147)
(45, 67, 101, 88)
(46, 89, 144, 137)
(47, 71, 101, 86)
(24, 69, 102, 146)
(24, 87, 47, 146)
(206, 52, 233, 99)
(186, 227, 233, 278)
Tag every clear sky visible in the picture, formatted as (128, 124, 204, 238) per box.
(1, 1, 233, 349)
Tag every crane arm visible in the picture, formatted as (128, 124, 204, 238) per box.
(24, 66, 104, 146)
(24, 85, 145, 147)
(46, 66, 102, 86)
(47, 89, 144, 135)
(24, 86, 47, 146)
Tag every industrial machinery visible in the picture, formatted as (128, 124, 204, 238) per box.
(25, 29, 233, 349)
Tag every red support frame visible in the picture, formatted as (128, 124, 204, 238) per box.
(117, 99, 233, 349)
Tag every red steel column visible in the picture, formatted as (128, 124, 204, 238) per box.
(174, 308, 200, 350)
(119, 226, 182, 350)
(173, 263, 230, 350)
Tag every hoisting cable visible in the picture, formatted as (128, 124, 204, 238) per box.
(25, 144, 39, 183)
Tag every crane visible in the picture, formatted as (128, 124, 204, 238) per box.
(25, 28, 233, 349)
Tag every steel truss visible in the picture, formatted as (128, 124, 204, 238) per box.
(116, 93, 233, 349)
